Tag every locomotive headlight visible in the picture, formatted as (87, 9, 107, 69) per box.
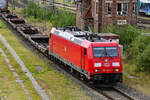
(112, 62, 120, 66)
(95, 69, 100, 72)
(94, 63, 101, 67)
(114, 68, 119, 72)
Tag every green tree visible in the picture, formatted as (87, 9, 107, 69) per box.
(119, 25, 140, 48)
(136, 45, 150, 73)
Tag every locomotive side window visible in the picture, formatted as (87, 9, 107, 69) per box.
(93, 47, 105, 57)
(106, 47, 118, 57)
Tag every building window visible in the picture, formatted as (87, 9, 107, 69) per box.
(96, 2, 98, 14)
(132, 3, 136, 14)
(117, 3, 128, 15)
(92, 5, 95, 17)
(106, 3, 111, 15)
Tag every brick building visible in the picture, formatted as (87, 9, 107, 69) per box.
(76, 0, 138, 32)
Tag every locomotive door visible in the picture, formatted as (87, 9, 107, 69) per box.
(81, 48, 86, 70)
(49, 33, 53, 53)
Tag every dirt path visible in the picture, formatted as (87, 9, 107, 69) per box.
(0, 34, 50, 100)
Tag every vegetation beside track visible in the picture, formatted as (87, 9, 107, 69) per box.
(104, 25, 150, 96)
(23, 1, 76, 27)
(0, 47, 29, 100)
(0, 18, 91, 100)
(0, 21, 41, 100)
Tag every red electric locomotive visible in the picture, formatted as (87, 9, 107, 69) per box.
(49, 26, 122, 83)
(0, 0, 8, 9)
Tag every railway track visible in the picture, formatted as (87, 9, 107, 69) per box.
(53, 2, 76, 8)
(109, 87, 135, 100)
(8, 0, 76, 13)
(0, 9, 136, 100)
(53, 2, 76, 12)
(137, 17, 150, 29)
(85, 82, 135, 100)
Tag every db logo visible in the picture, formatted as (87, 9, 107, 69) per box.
(104, 63, 110, 67)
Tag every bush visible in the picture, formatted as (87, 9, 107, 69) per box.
(104, 25, 141, 49)
(23, 1, 39, 18)
(103, 24, 118, 34)
(50, 10, 76, 27)
(126, 35, 150, 60)
(119, 25, 140, 48)
(136, 45, 150, 73)
(23, 1, 76, 27)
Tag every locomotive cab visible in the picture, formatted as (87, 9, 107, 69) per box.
(88, 42, 122, 83)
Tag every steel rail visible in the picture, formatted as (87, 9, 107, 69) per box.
(112, 87, 135, 100)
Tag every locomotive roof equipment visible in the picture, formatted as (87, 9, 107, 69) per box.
(55, 26, 108, 43)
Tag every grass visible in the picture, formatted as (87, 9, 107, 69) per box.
(123, 60, 150, 96)
(0, 23, 42, 100)
(24, 16, 52, 35)
(23, 1, 76, 27)
(0, 50, 28, 100)
(37, 71, 90, 100)
(0, 18, 91, 100)
(140, 29, 150, 34)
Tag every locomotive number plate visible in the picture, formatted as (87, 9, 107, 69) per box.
(104, 63, 110, 67)
(102, 69, 112, 72)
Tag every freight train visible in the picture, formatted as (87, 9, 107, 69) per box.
(0, 7, 122, 84)
(49, 27, 122, 83)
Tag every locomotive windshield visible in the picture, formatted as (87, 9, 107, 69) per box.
(93, 47, 118, 57)
(93, 47, 105, 57)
